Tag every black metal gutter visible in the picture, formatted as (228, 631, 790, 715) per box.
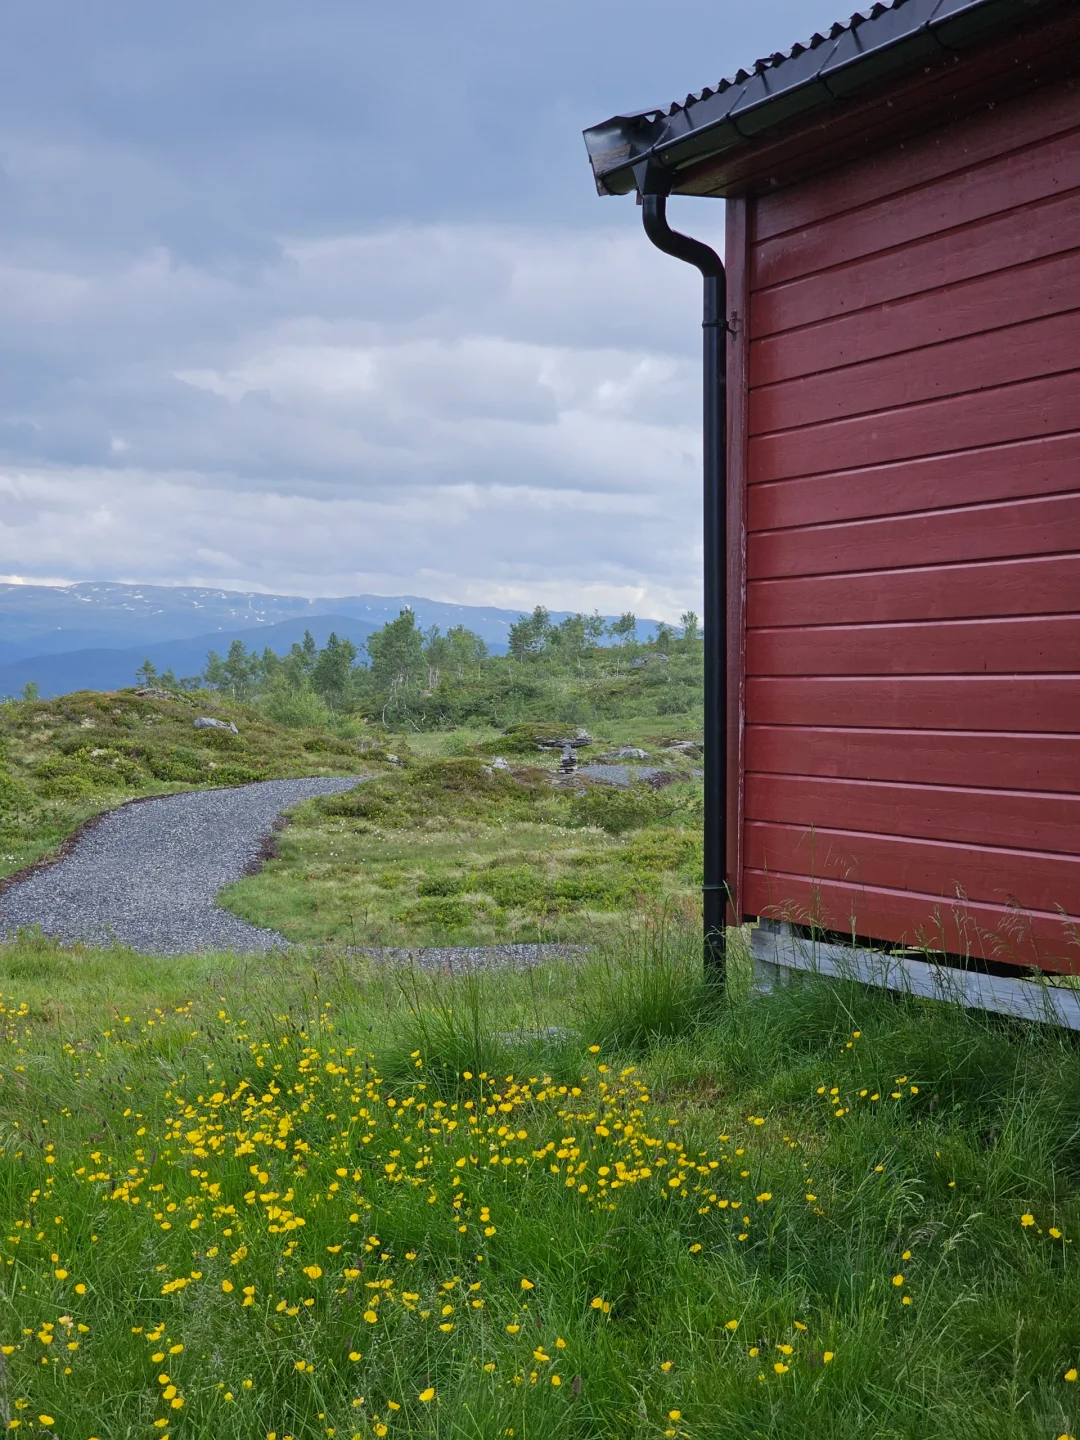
(583, 0, 1064, 196)
(638, 183, 728, 976)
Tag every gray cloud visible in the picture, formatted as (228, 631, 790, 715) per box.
(0, 0, 845, 617)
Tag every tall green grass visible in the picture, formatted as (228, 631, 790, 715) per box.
(1, 924, 1079, 1438)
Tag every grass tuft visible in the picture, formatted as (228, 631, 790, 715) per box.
(572, 906, 718, 1052)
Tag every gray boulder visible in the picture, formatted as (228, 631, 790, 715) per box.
(601, 746, 648, 760)
(662, 740, 701, 755)
(194, 717, 239, 735)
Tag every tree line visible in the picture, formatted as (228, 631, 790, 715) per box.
(138, 605, 703, 731)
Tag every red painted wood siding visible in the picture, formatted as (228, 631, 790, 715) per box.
(739, 75, 1080, 971)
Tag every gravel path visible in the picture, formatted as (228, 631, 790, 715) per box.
(0, 768, 657, 964)
(0, 777, 361, 955)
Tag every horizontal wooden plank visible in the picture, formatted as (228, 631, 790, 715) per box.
(747, 615, 1080, 676)
(742, 871, 1080, 970)
(744, 725, 1080, 793)
(747, 432, 1080, 527)
(748, 492, 1080, 579)
(746, 676, 1080, 732)
(745, 820, 1080, 915)
(750, 309, 1080, 436)
(748, 372, 1080, 485)
(752, 926, 1080, 1018)
(745, 772, 1080, 854)
(747, 554, 1080, 627)
(752, 122, 1080, 290)
(752, 186, 1080, 338)
(752, 78, 1080, 243)
(751, 248, 1080, 387)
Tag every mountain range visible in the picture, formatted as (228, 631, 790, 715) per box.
(0, 582, 659, 698)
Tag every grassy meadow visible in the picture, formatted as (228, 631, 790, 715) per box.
(3, 922, 1080, 1439)
(220, 726, 703, 949)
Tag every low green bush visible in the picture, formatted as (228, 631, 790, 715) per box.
(145, 745, 211, 783)
(404, 895, 474, 930)
(317, 757, 557, 829)
(569, 780, 670, 834)
(418, 875, 468, 897)
(211, 764, 266, 786)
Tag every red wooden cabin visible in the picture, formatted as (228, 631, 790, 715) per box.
(586, 0, 1080, 976)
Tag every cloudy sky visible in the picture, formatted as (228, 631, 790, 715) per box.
(1, 0, 846, 620)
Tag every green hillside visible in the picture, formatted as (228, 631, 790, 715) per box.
(0, 689, 379, 881)
(2, 608, 706, 941)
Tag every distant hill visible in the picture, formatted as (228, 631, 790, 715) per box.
(0, 582, 661, 699)
(0, 582, 573, 663)
(0, 615, 383, 700)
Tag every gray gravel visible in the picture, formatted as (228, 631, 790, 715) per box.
(0, 777, 361, 955)
(578, 764, 666, 787)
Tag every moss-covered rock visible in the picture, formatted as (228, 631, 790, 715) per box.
(477, 723, 592, 755)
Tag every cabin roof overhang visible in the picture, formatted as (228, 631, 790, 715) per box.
(583, 0, 1079, 199)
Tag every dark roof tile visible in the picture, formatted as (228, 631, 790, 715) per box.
(583, 0, 1061, 194)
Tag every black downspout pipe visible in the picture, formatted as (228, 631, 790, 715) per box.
(640, 191, 728, 978)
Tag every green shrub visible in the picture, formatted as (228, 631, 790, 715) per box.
(110, 757, 149, 786)
(30, 754, 120, 796)
(300, 734, 357, 756)
(0, 773, 32, 813)
(257, 681, 332, 731)
(470, 865, 547, 909)
(39, 774, 97, 799)
(211, 764, 266, 786)
(417, 875, 468, 897)
(192, 727, 245, 753)
(30, 755, 80, 780)
(145, 746, 210, 783)
(405, 895, 473, 930)
(448, 862, 635, 916)
(569, 781, 667, 834)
